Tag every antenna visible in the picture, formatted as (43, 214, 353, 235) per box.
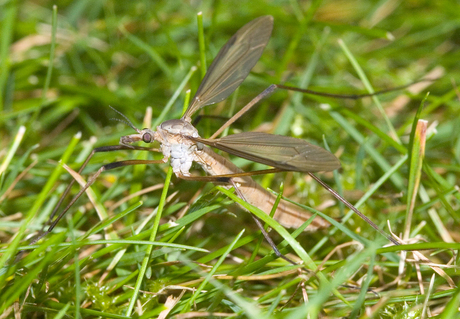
(109, 105, 141, 133)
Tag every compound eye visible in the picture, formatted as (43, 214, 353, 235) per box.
(142, 133, 153, 143)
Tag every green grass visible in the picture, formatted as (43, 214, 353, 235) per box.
(1, 0, 459, 318)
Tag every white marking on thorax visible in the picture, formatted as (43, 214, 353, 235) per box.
(154, 119, 202, 177)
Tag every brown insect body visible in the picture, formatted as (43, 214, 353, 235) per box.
(129, 115, 332, 230)
(41, 15, 399, 248)
(194, 144, 330, 229)
(114, 16, 339, 230)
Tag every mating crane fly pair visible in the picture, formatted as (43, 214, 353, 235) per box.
(38, 15, 401, 248)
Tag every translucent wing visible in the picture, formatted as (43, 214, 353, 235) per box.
(191, 132, 341, 172)
(182, 16, 273, 121)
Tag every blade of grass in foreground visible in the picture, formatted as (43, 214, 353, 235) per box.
(0, 234, 62, 313)
(0, 126, 25, 176)
(440, 286, 460, 319)
(183, 229, 245, 312)
(125, 166, 173, 316)
(0, 132, 81, 277)
(217, 186, 351, 307)
(349, 252, 376, 319)
(288, 241, 380, 319)
(197, 11, 207, 78)
(67, 211, 81, 318)
(403, 119, 427, 240)
(62, 162, 113, 239)
(54, 302, 71, 319)
(247, 183, 283, 265)
(176, 252, 263, 319)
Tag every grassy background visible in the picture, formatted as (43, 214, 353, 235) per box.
(1, 0, 459, 318)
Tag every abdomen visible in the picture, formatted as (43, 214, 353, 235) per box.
(196, 147, 329, 230)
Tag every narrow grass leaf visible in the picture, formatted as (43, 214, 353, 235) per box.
(299, 242, 379, 319)
(197, 12, 207, 78)
(0, 132, 81, 272)
(66, 213, 81, 319)
(408, 93, 429, 161)
(197, 235, 256, 264)
(314, 21, 392, 39)
(54, 303, 71, 319)
(349, 253, 376, 319)
(403, 119, 427, 240)
(338, 39, 400, 144)
(179, 255, 263, 319)
(323, 135, 344, 214)
(309, 154, 407, 254)
(86, 201, 143, 237)
(330, 111, 404, 189)
(0, 236, 61, 313)
(119, 26, 171, 79)
(338, 107, 406, 154)
(265, 290, 284, 317)
(125, 166, 173, 316)
(62, 162, 114, 239)
(217, 186, 350, 306)
(0, 125, 25, 176)
(186, 229, 245, 310)
(440, 286, 460, 319)
(44, 300, 130, 319)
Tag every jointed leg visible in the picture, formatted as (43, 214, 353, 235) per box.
(179, 170, 399, 246)
(210, 80, 431, 139)
(32, 145, 162, 244)
(48, 145, 160, 225)
(177, 168, 284, 183)
(229, 179, 300, 267)
(307, 172, 400, 246)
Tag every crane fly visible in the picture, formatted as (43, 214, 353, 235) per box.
(34, 15, 400, 254)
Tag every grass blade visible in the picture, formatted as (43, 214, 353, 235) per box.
(403, 119, 427, 240)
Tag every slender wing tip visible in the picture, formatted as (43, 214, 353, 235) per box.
(296, 153, 341, 173)
(256, 15, 274, 32)
(260, 15, 274, 22)
(329, 158, 342, 171)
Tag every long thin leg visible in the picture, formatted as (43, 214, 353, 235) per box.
(229, 179, 300, 267)
(31, 146, 163, 245)
(181, 169, 399, 246)
(308, 172, 400, 246)
(178, 168, 284, 183)
(210, 80, 432, 139)
(47, 145, 161, 225)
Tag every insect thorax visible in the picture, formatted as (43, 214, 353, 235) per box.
(155, 119, 201, 176)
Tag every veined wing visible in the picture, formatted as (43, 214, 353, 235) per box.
(190, 132, 341, 172)
(182, 16, 273, 121)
